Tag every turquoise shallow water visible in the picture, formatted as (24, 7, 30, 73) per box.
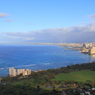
(0, 45, 95, 76)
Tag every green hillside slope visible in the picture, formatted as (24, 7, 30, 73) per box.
(52, 70, 95, 82)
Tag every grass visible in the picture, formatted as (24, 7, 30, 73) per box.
(52, 70, 95, 82)
(12, 70, 95, 87)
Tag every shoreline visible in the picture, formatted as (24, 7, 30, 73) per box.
(0, 45, 95, 77)
(1, 61, 95, 77)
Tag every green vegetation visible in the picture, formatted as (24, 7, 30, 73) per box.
(1, 62, 95, 95)
(52, 70, 95, 82)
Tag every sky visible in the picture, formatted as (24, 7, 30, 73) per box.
(0, 0, 95, 44)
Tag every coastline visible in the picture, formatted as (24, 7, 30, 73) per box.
(0, 45, 95, 76)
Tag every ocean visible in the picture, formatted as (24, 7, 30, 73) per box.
(0, 45, 95, 76)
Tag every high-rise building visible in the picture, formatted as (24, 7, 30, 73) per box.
(9, 67, 16, 77)
(9, 68, 31, 77)
(17, 69, 25, 75)
(89, 47, 95, 55)
(26, 69, 31, 75)
(23, 69, 31, 76)
(23, 70, 28, 76)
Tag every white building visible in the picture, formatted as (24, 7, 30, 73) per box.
(9, 68, 31, 77)
(9, 67, 16, 77)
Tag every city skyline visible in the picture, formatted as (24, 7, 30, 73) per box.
(0, 0, 95, 44)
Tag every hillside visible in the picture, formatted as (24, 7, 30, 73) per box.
(52, 70, 95, 82)
(1, 62, 95, 95)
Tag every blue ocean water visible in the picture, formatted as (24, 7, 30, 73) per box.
(0, 45, 95, 76)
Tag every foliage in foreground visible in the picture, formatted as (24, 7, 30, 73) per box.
(1, 62, 95, 95)
(0, 84, 62, 95)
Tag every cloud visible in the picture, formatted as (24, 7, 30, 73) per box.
(4, 19, 12, 22)
(0, 13, 9, 17)
(88, 14, 95, 21)
(1, 22, 95, 43)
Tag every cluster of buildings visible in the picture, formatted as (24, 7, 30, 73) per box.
(80, 46, 95, 55)
(60, 42, 95, 48)
(60, 42, 95, 55)
(9, 67, 31, 77)
(27, 42, 95, 47)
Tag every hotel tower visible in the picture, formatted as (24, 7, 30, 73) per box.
(9, 67, 17, 77)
